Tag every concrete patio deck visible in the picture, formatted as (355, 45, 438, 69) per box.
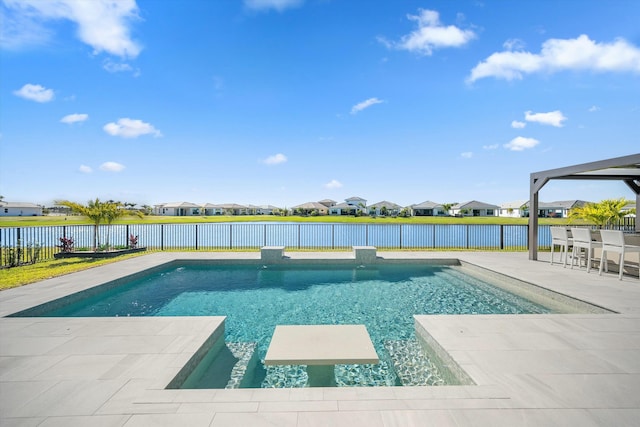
(1, 251, 639, 426)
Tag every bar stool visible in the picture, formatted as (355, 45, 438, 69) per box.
(550, 227, 573, 267)
(599, 230, 640, 280)
(570, 228, 601, 273)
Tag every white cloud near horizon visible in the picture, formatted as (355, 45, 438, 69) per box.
(79, 165, 93, 173)
(13, 83, 54, 102)
(483, 144, 499, 150)
(99, 161, 125, 172)
(244, 0, 303, 12)
(588, 105, 600, 112)
(262, 153, 288, 165)
(324, 179, 343, 189)
(351, 97, 383, 114)
(2, 0, 142, 58)
(103, 118, 162, 138)
(511, 120, 526, 129)
(525, 110, 567, 127)
(379, 8, 476, 55)
(61, 113, 88, 124)
(461, 151, 473, 158)
(504, 136, 539, 151)
(468, 34, 640, 83)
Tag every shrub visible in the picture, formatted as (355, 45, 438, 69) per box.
(58, 237, 74, 253)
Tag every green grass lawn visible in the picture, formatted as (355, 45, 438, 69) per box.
(0, 252, 149, 291)
(0, 214, 571, 227)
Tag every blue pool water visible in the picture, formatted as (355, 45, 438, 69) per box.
(23, 263, 552, 388)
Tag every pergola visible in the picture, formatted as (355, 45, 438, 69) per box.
(529, 153, 640, 260)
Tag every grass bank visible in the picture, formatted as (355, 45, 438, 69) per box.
(0, 252, 149, 291)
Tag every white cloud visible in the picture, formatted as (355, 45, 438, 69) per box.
(0, 5, 52, 50)
(588, 105, 600, 112)
(461, 151, 473, 158)
(13, 83, 54, 102)
(244, 0, 303, 12)
(99, 161, 125, 172)
(3, 0, 142, 58)
(525, 110, 567, 127)
(483, 144, 499, 150)
(351, 97, 384, 114)
(468, 34, 640, 83)
(103, 118, 162, 138)
(103, 59, 132, 72)
(60, 113, 88, 124)
(511, 120, 526, 129)
(504, 136, 539, 151)
(381, 9, 476, 55)
(324, 179, 343, 189)
(79, 165, 93, 173)
(262, 153, 288, 165)
(102, 59, 139, 76)
(503, 38, 525, 51)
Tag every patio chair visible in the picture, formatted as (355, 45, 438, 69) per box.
(550, 227, 572, 267)
(570, 228, 602, 273)
(598, 230, 640, 280)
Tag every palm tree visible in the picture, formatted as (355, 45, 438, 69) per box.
(56, 199, 142, 250)
(441, 203, 455, 216)
(357, 202, 367, 216)
(569, 198, 634, 228)
(102, 201, 128, 249)
(56, 198, 106, 250)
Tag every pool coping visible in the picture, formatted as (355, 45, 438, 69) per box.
(1, 251, 640, 426)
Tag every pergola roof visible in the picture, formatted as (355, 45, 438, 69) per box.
(528, 153, 640, 260)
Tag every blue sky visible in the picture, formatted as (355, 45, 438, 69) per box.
(1, 0, 639, 209)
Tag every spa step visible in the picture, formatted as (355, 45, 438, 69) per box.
(384, 340, 445, 386)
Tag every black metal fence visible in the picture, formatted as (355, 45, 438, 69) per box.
(0, 219, 635, 268)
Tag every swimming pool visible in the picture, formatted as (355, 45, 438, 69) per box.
(10, 261, 603, 388)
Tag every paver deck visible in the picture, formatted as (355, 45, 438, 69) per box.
(1, 250, 640, 426)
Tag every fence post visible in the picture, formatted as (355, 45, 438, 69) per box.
(16, 227, 22, 266)
(161, 224, 164, 251)
(466, 224, 470, 249)
(229, 224, 233, 250)
(125, 224, 130, 248)
(332, 224, 335, 250)
(297, 224, 301, 250)
(365, 224, 369, 246)
(399, 224, 403, 249)
(263, 224, 267, 247)
(195, 224, 199, 251)
(500, 224, 504, 250)
(432, 224, 436, 249)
